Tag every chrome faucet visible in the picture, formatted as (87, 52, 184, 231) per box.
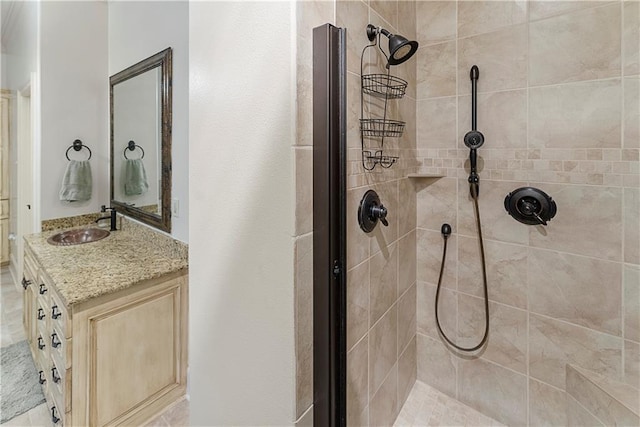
(96, 205, 117, 231)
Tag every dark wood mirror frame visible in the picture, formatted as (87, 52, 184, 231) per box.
(110, 47, 172, 233)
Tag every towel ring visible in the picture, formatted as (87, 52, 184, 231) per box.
(65, 139, 92, 161)
(123, 140, 145, 159)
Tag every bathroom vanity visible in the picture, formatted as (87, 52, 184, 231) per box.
(22, 219, 188, 426)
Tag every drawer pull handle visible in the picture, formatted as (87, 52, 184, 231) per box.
(51, 367, 61, 383)
(51, 333, 61, 348)
(21, 277, 32, 289)
(38, 336, 45, 350)
(52, 305, 62, 320)
(51, 406, 60, 424)
(39, 284, 47, 295)
(38, 370, 46, 384)
(37, 308, 45, 320)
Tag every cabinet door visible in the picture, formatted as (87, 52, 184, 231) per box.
(1, 218, 8, 264)
(0, 97, 9, 199)
(0, 200, 8, 219)
(73, 274, 187, 427)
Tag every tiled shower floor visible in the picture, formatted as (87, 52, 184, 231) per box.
(394, 380, 504, 427)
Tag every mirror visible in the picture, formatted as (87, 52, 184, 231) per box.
(110, 48, 172, 232)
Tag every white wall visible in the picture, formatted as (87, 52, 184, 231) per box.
(189, 1, 296, 424)
(109, 1, 189, 242)
(2, 1, 38, 91)
(39, 1, 108, 220)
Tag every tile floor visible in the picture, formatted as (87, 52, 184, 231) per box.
(394, 380, 504, 427)
(0, 267, 189, 426)
(1, 267, 26, 347)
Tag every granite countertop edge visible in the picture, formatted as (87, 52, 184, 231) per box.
(24, 224, 188, 307)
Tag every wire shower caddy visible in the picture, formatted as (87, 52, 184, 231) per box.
(359, 36, 408, 170)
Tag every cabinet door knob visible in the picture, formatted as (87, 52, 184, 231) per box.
(38, 370, 46, 384)
(37, 336, 45, 350)
(37, 308, 45, 320)
(51, 367, 61, 383)
(51, 333, 61, 348)
(51, 406, 60, 424)
(39, 284, 47, 295)
(21, 277, 31, 289)
(52, 305, 61, 320)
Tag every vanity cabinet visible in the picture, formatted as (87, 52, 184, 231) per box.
(23, 246, 188, 426)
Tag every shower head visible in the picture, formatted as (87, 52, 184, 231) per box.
(366, 24, 419, 66)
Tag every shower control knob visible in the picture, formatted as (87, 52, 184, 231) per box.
(358, 190, 389, 233)
(370, 204, 388, 227)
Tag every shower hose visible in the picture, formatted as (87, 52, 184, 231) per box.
(434, 183, 489, 352)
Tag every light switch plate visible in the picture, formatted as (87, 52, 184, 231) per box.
(172, 198, 179, 218)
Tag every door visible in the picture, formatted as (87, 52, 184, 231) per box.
(15, 79, 35, 279)
(1, 94, 10, 265)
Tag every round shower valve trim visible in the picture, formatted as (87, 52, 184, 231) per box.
(358, 190, 388, 233)
(504, 187, 557, 226)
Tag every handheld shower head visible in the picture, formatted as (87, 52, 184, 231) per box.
(464, 130, 484, 150)
(366, 24, 419, 67)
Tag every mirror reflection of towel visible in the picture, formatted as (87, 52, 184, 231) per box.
(124, 158, 149, 196)
(59, 160, 92, 202)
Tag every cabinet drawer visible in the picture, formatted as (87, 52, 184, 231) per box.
(35, 331, 48, 359)
(0, 199, 8, 218)
(50, 289, 71, 339)
(50, 324, 71, 371)
(34, 354, 49, 396)
(47, 390, 64, 426)
(49, 358, 71, 414)
(36, 275, 51, 302)
(35, 297, 48, 328)
(49, 357, 64, 395)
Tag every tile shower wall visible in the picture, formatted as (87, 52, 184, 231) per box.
(414, 1, 639, 426)
(294, 1, 421, 424)
(341, 2, 420, 425)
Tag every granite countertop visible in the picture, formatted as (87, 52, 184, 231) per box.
(24, 218, 188, 307)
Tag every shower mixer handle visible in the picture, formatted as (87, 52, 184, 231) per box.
(519, 199, 547, 226)
(371, 205, 388, 227)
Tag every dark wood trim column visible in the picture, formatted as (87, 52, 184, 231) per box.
(312, 23, 347, 427)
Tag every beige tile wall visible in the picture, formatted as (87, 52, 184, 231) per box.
(340, 1, 420, 425)
(415, 1, 639, 426)
(296, 1, 638, 425)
